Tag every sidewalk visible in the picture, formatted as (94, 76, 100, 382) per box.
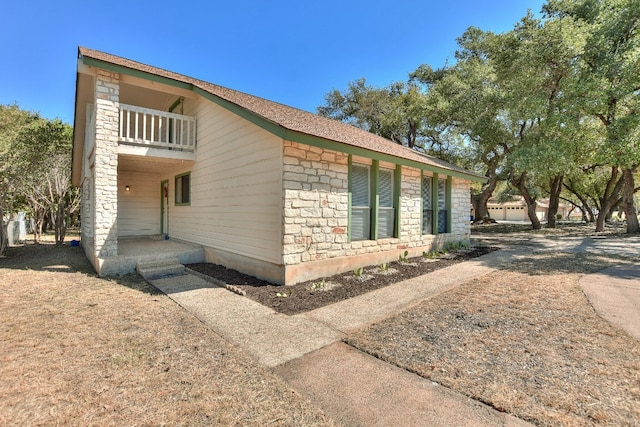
(579, 264, 640, 340)
(150, 247, 532, 426)
(149, 234, 640, 426)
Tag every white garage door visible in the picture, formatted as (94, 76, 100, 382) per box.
(488, 207, 503, 220)
(505, 207, 525, 221)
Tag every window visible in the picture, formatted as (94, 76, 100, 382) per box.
(175, 172, 190, 205)
(422, 176, 433, 234)
(422, 175, 449, 234)
(378, 168, 395, 238)
(351, 164, 370, 241)
(437, 177, 448, 233)
(350, 162, 398, 241)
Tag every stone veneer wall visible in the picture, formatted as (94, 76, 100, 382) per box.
(282, 141, 471, 282)
(92, 70, 120, 259)
(282, 141, 350, 265)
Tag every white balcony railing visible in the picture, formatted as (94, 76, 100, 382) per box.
(119, 104, 196, 151)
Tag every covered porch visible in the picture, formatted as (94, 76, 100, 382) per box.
(97, 236, 205, 277)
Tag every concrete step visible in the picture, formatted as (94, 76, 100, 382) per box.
(137, 258, 186, 280)
(137, 257, 181, 270)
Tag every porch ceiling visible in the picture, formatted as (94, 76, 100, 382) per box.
(118, 154, 193, 174)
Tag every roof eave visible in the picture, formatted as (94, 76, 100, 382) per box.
(75, 48, 487, 183)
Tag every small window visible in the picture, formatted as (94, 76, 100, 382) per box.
(175, 172, 190, 205)
(437, 178, 448, 233)
(351, 164, 371, 241)
(422, 176, 433, 234)
(378, 168, 395, 238)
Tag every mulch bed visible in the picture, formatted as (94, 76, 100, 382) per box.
(187, 246, 498, 315)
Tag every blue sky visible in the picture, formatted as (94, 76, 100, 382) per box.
(1, 0, 544, 125)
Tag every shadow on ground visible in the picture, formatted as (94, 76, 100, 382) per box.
(0, 243, 161, 295)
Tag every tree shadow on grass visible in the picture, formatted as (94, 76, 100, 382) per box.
(0, 242, 162, 295)
(497, 251, 635, 275)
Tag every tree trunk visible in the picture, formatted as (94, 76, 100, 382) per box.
(54, 202, 67, 246)
(471, 172, 499, 223)
(621, 167, 639, 234)
(512, 171, 541, 230)
(595, 167, 624, 232)
(546, 174, 564, 228)
(563, 181, 594, 223)
(31, 206, 46, 244)
(581, 199, 595, 222)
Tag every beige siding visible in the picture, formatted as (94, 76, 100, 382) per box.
(164, 97, 283, 264)
(117, 171, 161, 237)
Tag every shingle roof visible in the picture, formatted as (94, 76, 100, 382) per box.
(78, 47, 482, 179)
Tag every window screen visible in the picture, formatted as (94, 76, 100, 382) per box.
(422, 176, 433, 234)
(437, 178, 447, 233)
(351, 164, 370, 240)
(378, 168, 395, 238)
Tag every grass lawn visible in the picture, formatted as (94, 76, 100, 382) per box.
(0, 242, 335, 426)
(3, 225, 639, 426)
(346, 250, 640, 426)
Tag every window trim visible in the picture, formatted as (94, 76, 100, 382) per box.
(376, 165, 396, 239)
(421, 173, 434, 235)
(174, 172, 191, 206)
(422, 172, 452, 235)
(349, 161, 371, 241)
(349, 157, 398, 242)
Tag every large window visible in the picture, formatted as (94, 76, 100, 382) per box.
(350, 162, 397, 241)
(175, 172, 191, 205)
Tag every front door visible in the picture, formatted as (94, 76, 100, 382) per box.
(161, 180, 169, 235)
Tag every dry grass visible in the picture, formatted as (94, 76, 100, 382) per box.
(0, 243, 335, 426)
(347, 252, 640, 426)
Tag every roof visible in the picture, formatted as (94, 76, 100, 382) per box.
(76, 47, 484, 181)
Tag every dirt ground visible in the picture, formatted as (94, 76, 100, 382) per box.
(346, 236, 640, 426)
(3, 223, 638, 426)
(188, 246, 497, 315)
(0, 242, 335, 426)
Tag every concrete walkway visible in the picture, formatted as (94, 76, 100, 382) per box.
(150, 247, 531, 426)
(579, 264, 640, 340)
(148, 236, 640, 426)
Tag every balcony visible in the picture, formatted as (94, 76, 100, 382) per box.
(118, 104, 196, 153)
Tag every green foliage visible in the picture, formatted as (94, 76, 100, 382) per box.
(379, 262, 389, 271)
(0, 104, 78, 250)
(318, 0, 640, 233)
(317, 78, 462, 161)
(276, 289, 291, 298)
(309, 280, 326, 290)
(398, 250, 409, 263)
(422, 250, 437, 259)
(353, 267, 364, 277)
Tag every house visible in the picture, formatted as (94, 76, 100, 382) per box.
(473, 197, 579, 222)
(72, 47, 485, 285)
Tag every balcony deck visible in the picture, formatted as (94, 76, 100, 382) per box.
(119, 104, 196, 152)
